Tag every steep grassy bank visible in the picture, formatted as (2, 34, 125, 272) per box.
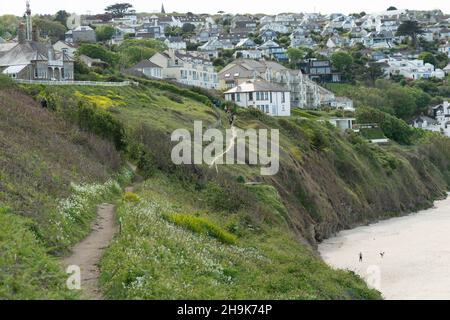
(0, 79, 132, 299)
(18, 80, 450, 299)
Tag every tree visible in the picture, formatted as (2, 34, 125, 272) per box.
(165, 26, 182, 37)
(0, 15, 20, 37)
(105, 3, 133, 18)
(95, 25, 115, 42)
(361, 62, 385, 85)
(33, 18, 67, 42)
(78, 43, 119, 66)
(181, 23, 196, 34)
(331, 51, 353, 81)
(396, 20, 424, 48)
(387, 6, 397, 11)
(418, 52, 437, 67)
(286, 48, 305, 65)
(118, 46, 157, 68)
(54, 10, 69, 26)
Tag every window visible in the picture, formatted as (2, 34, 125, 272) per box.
(270, 92, 272, 103)
(256, 92, 260, 100)
(264, 92, 268, 100)
(249, 92, 253, 101)
(236, 93, 240, 102)
(265, 105, 269, 113)
(231, 93, 235, 101)
(282, 92, 285, 103)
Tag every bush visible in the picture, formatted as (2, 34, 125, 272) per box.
(0, 74, 14, 89)
(163, 213, 237, 245)
(163, 92, 183, 104)
(122, 192, 140, 203)
(204, 181, 249, 212)
(74, 101, 126, 150)
(356, 107, 420, 145)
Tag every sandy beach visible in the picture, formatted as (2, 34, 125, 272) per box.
(319, 195, 450, 300)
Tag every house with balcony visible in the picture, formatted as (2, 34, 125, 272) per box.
(258, 40, 287, 62)
(218, 59, 331, 108)
(298, 59, 341, 83)
(224, 79, 291, 116)
(411, 102, 450, 137)
(149, 49, 218, 89)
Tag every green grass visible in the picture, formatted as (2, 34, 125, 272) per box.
(0, 205, 78, 299)
(99, 174, 381, 300)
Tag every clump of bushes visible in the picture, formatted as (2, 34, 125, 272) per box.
(356, 107, 423, 145)
(74, 101, 126, 150)
(163, 213, 237, 245)
(204, 181, 249, 213)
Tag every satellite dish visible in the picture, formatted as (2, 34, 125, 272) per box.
(66, 13, 81, 30)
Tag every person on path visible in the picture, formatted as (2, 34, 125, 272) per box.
(359, 252, 363, 262)
(380, 252, 385, 258)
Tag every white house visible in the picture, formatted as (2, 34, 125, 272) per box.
(164, 37, 187, 50)
(384, 58, 445, 80)
(52, 41, 77, 58)
(260, 23, 289, 34)
(129, 59, 163, 79)
(438, 42, 450, 58)
(328, 117, 356, 130)
(411, 101, 450, 137)
(329, 97, 354, 111)
(149, 49, 218, 89)
(224, 79, 291, 117)
(234, 50, 262, 60)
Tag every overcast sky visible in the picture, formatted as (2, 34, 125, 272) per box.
(1, 0, 449, 16)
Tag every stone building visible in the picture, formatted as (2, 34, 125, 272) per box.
(0, 3, 74, 81)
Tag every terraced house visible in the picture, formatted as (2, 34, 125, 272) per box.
(149, 49, 218, 89)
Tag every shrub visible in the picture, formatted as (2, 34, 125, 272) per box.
(0, 74, 14, 89)
(122, 192, 140, 203)
(163, 213, 237, 245)
(356, 107, 420, 145)
(204, 181, 249, 212)
(74, 101, 126, 150)
(163, 92, 183, 104)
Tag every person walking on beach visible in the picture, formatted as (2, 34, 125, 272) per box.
(380, 252, 385, 258)
(359, 252, 363, 262)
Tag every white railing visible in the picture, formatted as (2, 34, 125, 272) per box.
(13, 79, 139, 87)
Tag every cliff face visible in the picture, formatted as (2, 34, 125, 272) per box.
(251, 115, 450, 245)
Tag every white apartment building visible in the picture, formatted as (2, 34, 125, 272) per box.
(149, 50, 218, 89)
(224, 80, 291, 116)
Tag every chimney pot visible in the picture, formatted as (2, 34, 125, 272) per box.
(18, 23, 26, 44)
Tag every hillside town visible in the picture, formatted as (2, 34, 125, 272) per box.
(0, 2, 449, 132)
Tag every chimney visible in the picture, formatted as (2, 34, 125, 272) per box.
(18, 23, 26, 44)
(32, 27, 39, 42)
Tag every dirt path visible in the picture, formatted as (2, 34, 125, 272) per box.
(62, 203, 117, 300)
